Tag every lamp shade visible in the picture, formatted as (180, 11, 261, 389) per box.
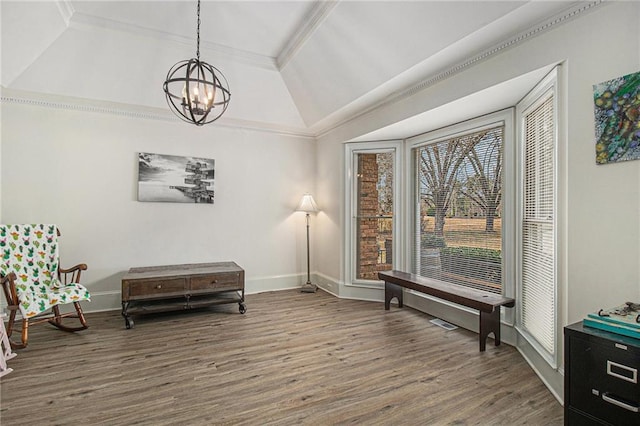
(296, 194, 319, 213)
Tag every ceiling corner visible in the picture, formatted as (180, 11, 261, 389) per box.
(55, 0, 75, 27)
(276, 0, 339, 70)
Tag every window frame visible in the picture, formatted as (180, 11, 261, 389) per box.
(515, 67, 560, 368)
(344, 140, 404, 288)
(405, 110, 515, 323)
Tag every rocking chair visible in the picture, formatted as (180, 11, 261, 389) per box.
(0, 224, 91, 348)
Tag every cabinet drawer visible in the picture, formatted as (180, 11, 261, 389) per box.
(571, 338, 640, 399)
(127, 278, 186, 297)
(568, 335, 640, 425)
(190, 273, 240, 291)
(566, 407, 606, 425)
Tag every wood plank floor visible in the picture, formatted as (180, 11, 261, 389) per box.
(0, 290, 563, 425)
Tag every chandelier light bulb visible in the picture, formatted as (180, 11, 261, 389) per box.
(193, 85, 199, 102)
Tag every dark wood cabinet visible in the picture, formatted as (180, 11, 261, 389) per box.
(121, 262, 246, 329)
(564, 322, 640, 425)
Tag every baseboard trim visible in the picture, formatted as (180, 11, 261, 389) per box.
(76, 272, 315, 313)
(515, 334, 564, 405)
(314, 272, 342, 297)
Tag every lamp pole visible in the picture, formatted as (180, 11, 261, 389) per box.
(297, 193, 318, 293)
(301, 212, 317, 292)
(305, 213, 311, 284)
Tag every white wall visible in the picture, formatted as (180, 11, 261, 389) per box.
(314, 1, 640, 400)
(1, 99, 316, 311)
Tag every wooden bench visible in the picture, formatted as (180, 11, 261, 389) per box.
(378, 270, 515, 352)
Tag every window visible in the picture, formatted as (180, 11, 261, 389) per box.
(345, 141, 403, 285)
(409, 115, 508, 295)
(517, 69, 558, 365)
(355, 152, 394, 279)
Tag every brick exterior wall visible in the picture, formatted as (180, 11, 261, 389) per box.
(357, 154, 392, 280)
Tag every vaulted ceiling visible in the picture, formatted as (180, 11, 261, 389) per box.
(1, 1, 584, 136)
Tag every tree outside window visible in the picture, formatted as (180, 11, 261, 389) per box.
(415, 126, 503, 293)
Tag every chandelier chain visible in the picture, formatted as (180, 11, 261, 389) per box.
(196, 0, 201, 60)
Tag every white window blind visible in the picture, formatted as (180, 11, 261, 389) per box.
(413, 125, 503, 294)
(521, 92, 556, 355)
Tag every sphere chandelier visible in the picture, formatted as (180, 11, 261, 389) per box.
(163, 0, 231, 126)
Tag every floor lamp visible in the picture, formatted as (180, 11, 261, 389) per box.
(297, 194, 319, 293)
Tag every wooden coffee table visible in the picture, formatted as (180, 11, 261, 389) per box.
(121, 261, 246, 329)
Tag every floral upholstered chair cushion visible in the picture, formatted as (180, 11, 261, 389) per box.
(0, 224, 91, 318)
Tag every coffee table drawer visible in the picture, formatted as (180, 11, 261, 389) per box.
(128, 278, 186, 297)
(191, 273, 240, 291)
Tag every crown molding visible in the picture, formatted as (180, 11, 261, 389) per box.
(0, 87, 315, 140)
(56, 1, 336, 72)
(277, 1, 339, 70)
(314, 0, 604, 139)
(67, 11, 278, 71)
(395, 0, 603, 102)
(7, 0, 605, 142)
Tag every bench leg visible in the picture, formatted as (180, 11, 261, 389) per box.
(384, 282, 403, 310)
(479, 308, 501, 352)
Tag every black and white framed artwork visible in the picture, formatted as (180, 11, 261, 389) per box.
(137, 152, 215, 203)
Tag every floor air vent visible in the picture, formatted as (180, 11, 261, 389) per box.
(429, 318, 458, 330)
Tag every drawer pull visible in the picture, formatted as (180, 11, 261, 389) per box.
(211, 280, 218, 284)
(156, 284, 162, 289)
(607, 360, 637, 383)
(602, 393, 640, 413)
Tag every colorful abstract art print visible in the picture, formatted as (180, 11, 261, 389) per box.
(593, 71, 640, 164)
(137, 152, 215, 203)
